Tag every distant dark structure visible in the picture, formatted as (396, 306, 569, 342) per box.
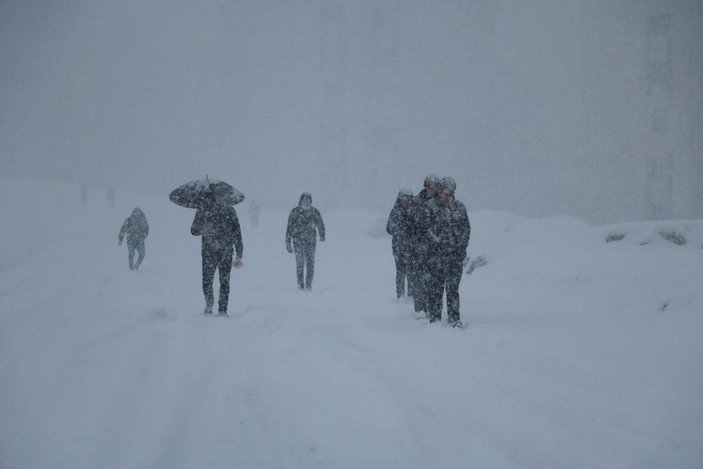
(80, 182, 87, 205)
(107, 185, 115, 207)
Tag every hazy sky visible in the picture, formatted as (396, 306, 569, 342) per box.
(1, 0, 701, 222)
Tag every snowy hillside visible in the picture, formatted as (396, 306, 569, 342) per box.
(1, 177, 702, 469)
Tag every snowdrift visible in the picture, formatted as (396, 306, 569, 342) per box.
(1, 177, 702, 468)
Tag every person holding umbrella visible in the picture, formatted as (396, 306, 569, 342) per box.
(191, 198, 244, 316)
(170, 178, 245, 316)
(286, 192, 325, 290)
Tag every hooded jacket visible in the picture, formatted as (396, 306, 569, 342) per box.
(386, 191, 415, 257)
(408, 187, 437, 259)
(424, 197, 471, 262)
(286, 193, 325, 247)
(119, 208, 149, 245)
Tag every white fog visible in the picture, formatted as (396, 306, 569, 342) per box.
(1, 2, 703, 468)
(1, 0, 701, 223)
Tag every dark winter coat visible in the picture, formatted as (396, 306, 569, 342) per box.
(286, 193, 325, 248)
(191, 204, 243, 258)
(424, 197, 471, 262)
(414, 188, 433, 206)
(409, 188, 436, 258)
(386, 193, 414, 258)
(119, 208, 149, 245)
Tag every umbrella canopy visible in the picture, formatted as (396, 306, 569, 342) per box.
(169, 178, 245, 209)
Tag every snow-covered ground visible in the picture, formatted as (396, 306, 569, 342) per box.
(1, 176, 702, 469)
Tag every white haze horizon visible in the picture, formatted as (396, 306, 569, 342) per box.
(1, 0, 702, 224)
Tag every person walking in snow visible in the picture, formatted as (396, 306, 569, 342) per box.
(248, 200, 260, 228)
(191, 201, 244, 316)
(409, 174, 441, 318)
(286, 192, 325, 290)
(422, 177, 471, 327)
(118, 207, 149, 271)
(387, 189, 415, 300)
(107, 184, 116, 207)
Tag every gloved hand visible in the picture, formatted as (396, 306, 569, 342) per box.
(319, 237, 325, 242)
(286, 244, 293, 253)
(233, 258, 243, 268)
(118, 239, 122, 246)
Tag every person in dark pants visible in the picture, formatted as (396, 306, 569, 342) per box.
(409, 174, 440, 318)
(423, 177, 471, 327)
(286, 192, 325, 290)
(118, 207, 149, 270)
(191, 201, 244, 316)
(386, 189, 415, 300)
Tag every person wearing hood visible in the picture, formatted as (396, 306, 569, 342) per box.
(423, 177, 471, 328)
(118, 207, 149, 270)
(191, 200, 244, 316)
(286, 192, 325, 290)
(409, 174, 441, 317)
(386, 189, 415, 300)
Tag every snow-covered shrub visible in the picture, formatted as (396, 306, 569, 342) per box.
(605, 233, 625, 243)
(658, 230, 687, 246)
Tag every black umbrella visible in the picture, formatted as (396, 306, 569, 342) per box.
(169, 177, 245, 209)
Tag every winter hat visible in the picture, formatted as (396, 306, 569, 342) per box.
(424, 174, 440, 188)
(398, 188, 414, 198)
(439, 177, 456, 193)
(299, 192, 312, 205)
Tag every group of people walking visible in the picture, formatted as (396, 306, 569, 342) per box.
(116, 179, 469, 327)
(387, 174, 471, 328)
(115, 192, 325, 317)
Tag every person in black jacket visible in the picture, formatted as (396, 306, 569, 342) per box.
(286, 192, 325, 290)
(191, 201, 244, 316)
(386, 189, 414, 299)
(409, 174, 440, 317)
(423, 177, 471, 327)
(118, 207, 149, 270)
